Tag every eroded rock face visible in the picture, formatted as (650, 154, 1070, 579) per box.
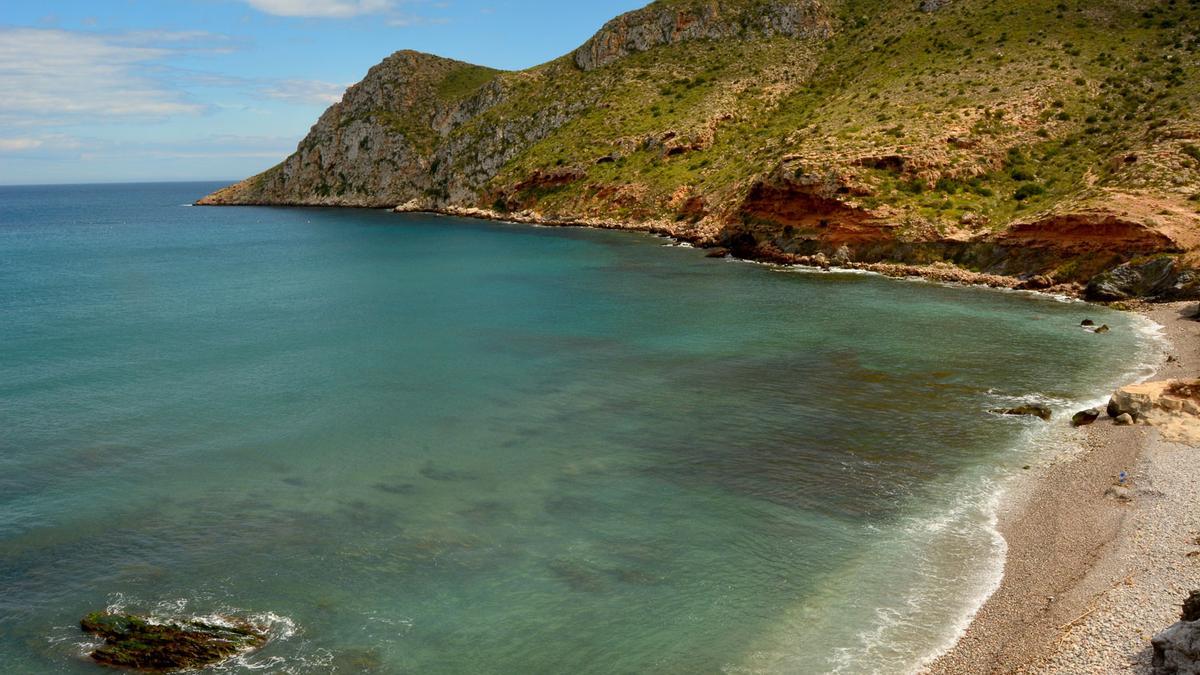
(1086, 258, 1200, 302)
(573, 0, 832, 71)
(81, 612, 268, 672)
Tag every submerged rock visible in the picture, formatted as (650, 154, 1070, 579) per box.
(1072, 408, 1102, 427)
(994, 404, 1053, 421)
(1152, 591, 1200, 674)
(1094, 324, 1111, 334)
(1081, 319, 1096, 327)
(80, 612, 267, 672)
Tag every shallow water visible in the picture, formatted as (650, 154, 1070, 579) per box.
(0, 183, 1157, 673)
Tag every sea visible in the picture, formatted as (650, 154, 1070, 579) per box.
(0, 182, 1162, 673)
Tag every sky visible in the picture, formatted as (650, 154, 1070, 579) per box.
(0, 0, 647, 185)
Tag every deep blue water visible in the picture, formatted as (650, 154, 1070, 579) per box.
(0, 183, 1157, 673)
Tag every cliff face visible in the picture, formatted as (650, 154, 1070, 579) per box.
(200, 0, 1200, 298)
(572, 0, 831, 70)
(200, 51, 511, 207)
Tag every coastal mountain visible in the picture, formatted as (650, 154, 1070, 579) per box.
(199, 0, 1200, 298)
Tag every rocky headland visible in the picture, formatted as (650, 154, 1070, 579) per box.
(199, 0, 1200, 301)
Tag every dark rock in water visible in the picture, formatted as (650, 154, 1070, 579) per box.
(373, 482, 416, 495)
(994, 404, 1053, 421)
(80, 612, 267, 672)
(1152, 591, 1200, 674)
(1081, 319, 1096, 327)
(420, 462, 477, 482)
(705, 247, 729, 259)
(1086, 257, 1200, 302)
(1072, 408, 1102, 427)
(1094, 324, 1111, 334)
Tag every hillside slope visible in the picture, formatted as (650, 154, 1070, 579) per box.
(199, 0, 1200, 299)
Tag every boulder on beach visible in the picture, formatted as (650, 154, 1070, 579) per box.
(1186, 591, 1200, 623)
(80, 611, 268, 672)
(1109, 380, 1200, 422)
(994, 404, 1053, 421)
(1072, 408, 1102, 427)
(1115, 413, 1135, 426)
(1152, 590, 1200, 675)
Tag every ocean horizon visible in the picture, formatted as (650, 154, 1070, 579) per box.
(0, 182, 1162, 673)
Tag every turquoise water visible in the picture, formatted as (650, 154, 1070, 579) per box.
(0, 183, 1157, 673)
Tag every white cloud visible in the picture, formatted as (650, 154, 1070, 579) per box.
(0, 138, 43, 152)
(258, 79, 347, 105)
(242, 0, 393, 18)
(0, 133, 83, 155)
(0, 28, 204, 121)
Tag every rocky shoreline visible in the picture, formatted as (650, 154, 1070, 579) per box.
(926, 302, 1200, 674)
(392, 204, 1080, 295)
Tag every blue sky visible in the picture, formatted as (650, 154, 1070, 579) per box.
(0, 0, 647, 185)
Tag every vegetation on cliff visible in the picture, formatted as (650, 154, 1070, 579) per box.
(200, 0, 1200, 296)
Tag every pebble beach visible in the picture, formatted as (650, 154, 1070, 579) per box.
(929, 302, 1200, 674)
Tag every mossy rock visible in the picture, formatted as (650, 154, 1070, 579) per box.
(80, 611, 267, 672)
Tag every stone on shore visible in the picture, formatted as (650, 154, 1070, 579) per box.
(80, 611, 268, 672)
(1152, 591, 1200, 675)
(995, 404, 1053, 421)
(1115, 413, 1135, 426)
(1109, 380, 1200, 422)
(1072, 408, 1102, 427)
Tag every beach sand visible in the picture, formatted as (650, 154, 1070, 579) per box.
(927, 302, 1200, 674)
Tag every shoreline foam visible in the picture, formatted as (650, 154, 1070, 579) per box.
(925, 302, 1198, 674)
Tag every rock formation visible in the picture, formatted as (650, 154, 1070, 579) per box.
(572, 0, 832, 71)
(80, 612, 268, 672)
(1108, 380, 1200, 442)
